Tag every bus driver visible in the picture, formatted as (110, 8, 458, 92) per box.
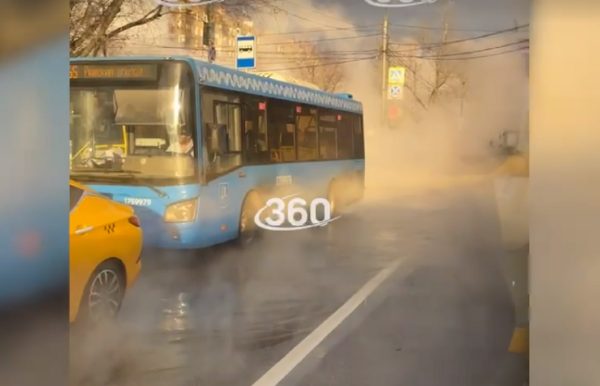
(167, 129, 194, 156)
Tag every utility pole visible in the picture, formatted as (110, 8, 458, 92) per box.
(432, 1, 450, 103)
(442, 11, 449, 44)
(381, 14, 389, 128)
(204, 3, 215, 61)
(442, 0, 452, 45)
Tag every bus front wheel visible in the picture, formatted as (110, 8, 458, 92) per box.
(238, 192, 262, 245)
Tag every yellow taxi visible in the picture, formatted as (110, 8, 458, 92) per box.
(69, 180, 142, 324)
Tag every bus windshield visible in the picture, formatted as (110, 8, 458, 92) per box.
(70, 61, 196, 183)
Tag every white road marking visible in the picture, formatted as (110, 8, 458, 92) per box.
(251, 259, 403, 386)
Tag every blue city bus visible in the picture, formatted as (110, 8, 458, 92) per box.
(69, 56, 365, 249)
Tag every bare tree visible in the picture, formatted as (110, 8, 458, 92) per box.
(425, 24, 465, 104)
(70, 0, 169, 56)
(284, 43, 344, 92)
(386, 1, 467, 113)
(70, 0, 279, 57)
(427, 59, 465, 103)
(390, 33, 466, 111)
(297, 53, 343, 92)
(215, 0, 278, 20)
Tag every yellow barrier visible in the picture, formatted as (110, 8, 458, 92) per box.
(508, 327, 529, 353)
(495, 153, 529, 177)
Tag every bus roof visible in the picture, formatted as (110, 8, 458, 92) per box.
(70, 56, 363, 114)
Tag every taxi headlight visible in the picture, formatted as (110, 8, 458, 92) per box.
(164, 198, 198, 223)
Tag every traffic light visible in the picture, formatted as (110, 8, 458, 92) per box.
(388, 104, 400, 120)
(387, 102, 402, 128)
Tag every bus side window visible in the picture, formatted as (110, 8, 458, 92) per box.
(318, 110, 338, 160)
(212, 102, 242, 173)
(353, 114, 365, 159)
(243, 98, 269, 164)
(267, 99, 296, 163)
(297, 107, 318, 161)
(337, 113, 354, 159)
(201, 88, 243, 178)
(206, 123, 228, 157)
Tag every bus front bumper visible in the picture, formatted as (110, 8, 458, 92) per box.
(139, 218, 227, 250)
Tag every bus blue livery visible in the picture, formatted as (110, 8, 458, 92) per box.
(70, 56, 365, 249)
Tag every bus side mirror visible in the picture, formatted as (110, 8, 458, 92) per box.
(207, 123, 228, 155)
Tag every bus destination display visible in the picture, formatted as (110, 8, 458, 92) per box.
(70, 64, 158, 80)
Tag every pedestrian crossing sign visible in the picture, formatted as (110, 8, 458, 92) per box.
(388, 85, 403, 100)
(388, 66, 406, 86)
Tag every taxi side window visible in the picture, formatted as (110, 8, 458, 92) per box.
(70, 185, 84, 211)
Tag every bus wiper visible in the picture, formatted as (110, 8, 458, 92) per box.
(72, 168, 141, 174)
(70, 168, 140, 176)
(95, 171, 169, 198)
(140, 184, 168, 198)
(70, 169, 168, 198)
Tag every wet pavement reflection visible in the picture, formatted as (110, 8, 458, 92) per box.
(70, 179, 526, 386)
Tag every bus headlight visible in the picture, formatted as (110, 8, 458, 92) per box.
(164, 198, 198, 223)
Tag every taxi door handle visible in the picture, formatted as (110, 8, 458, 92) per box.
(75, 226, 94, 235)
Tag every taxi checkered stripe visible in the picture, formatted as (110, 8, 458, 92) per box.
(196, 65, 363, 114)
(104, 223, 115, 234)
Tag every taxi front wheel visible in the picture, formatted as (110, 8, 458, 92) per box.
(78, 260, 126, 325)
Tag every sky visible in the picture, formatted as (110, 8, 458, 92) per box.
(273, 0, 530, 40)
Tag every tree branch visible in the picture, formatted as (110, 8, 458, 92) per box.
(72, 0, 126, 56)
(106, 5, 165, 39)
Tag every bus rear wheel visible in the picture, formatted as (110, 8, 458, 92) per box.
(328, 180, 343, 216)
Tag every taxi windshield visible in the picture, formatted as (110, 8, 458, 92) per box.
(69, 62, 196, 183)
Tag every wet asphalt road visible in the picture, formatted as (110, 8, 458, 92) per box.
(70, 176, 528, 386)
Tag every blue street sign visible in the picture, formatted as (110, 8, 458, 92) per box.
(236, 35, 256, 69)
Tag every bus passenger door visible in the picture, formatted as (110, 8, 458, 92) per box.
(202, 94, 246, 242)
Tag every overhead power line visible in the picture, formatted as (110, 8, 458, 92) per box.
(270, 5, 349, 30)
(390, 39, 529, 59)
(433, 46, 529, 61)
(390, 23, 499, 33)
(389, 24, 529, 51)
(121, 42, 379, 58)
(257, 48, 379, 55)
(257, 25, 379, 37)
(259, 32, 382, 46)
(256, 54, 379, 62)
(255, 56, 376, 66)
(392, 45, 529, 61)
(258, 55, 377, 72)
(281, 0, 370, 29)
